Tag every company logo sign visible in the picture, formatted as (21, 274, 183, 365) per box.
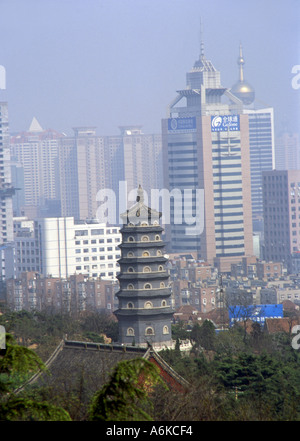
(168, 117, 196, 133)
(211, 114, 240, 132)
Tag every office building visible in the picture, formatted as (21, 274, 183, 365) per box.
(275, 132, 300, 170)
(162, 43, 253, 272)
(13, 216, 121, 280)
(262, 169, 300, 271)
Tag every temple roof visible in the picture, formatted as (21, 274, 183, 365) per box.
(15, 339, 190, 399)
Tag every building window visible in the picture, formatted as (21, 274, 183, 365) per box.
(144, 301, 153, 309)
(163, 325, 169, 334)
(158, 265, 163, 271)
(144, 283, 152, 289)
(127, 302, 134, 309)
(143, 266, 151, 273)
(142, 251, 150, 257)
(141, 235, 149, 242)
(127, 251, 134, 257)
(160, 282, 165, 288)
(157, 250, 162, 256)
(128, 267, 134, 272)
(127, 284, 134, 289)
(128, 236, 135, 242)
(155, 235, 160, 241)
(161, 300, 167, 307)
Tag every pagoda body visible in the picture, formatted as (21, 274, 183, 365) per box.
(115, 186, 174, 349)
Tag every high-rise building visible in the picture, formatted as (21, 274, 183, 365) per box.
(59, 126, 162, 224)
(0, 101, 15, 280)
(275, 132, 300, 171)
(230, 45, 275, 229)
(162, 44, 253, 272)
(262, 169, 300, 271)
(10, 117, 64, 216)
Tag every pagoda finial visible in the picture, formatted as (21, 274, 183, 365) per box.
(136, 184, 144, 203)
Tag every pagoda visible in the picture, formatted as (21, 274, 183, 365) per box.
(115, 186, 174, 349)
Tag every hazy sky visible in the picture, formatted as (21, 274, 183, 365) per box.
(0, 0, 299, 136)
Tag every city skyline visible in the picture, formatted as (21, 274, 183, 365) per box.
(0, 0, 299, 138)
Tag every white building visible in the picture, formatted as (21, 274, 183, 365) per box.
(13, 217, 121, 280)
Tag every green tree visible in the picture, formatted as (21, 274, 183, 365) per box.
(191, 320, 216, 350)
(0, 334, 71, 421)
(89, 358, 166, 421)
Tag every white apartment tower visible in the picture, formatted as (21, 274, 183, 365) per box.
(10, 118, 64, 215)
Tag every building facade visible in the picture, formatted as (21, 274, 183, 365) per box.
(262, 169, 300, 271)
(13, 216, 121, 280)
(58, 126, 162, 223)
(6, 271, 118, 314)
(275, 132, 300, 171)
(0, 101, 15, 281)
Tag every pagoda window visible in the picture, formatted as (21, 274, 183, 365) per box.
(145, 327, 154, 335)
(161, 300, 167, 307)
(128, 236, 135, 242)
(158, 265, 164, 271)
(157, 250, 162, 256)
(155, 235, 160, 241)
(144, 301, 153, 309)
(143, 266, 151, 273)
(160, 282, 165, 288)
(127, 284, 134, 289)
(141, 235, 149, 242)
(127, 251, 134, 257)
(141, 222, 148, 226)
(144, 283, 152, 289)
(128, 267, 134, 273)
(163, 325, 169, 334)
(127, 327, 135, 336)
(127, 302, 134, 309)
(142, 251, 150, 257)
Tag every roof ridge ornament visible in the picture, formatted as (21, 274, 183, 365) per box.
(136, 184, 144, 203)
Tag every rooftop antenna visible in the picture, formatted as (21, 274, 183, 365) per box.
(238, 42, 245, 82)
(199, 17, 205, 60)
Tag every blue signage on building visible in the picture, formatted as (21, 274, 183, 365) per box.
(168, 117, 196, 133)
(229, 304, 283, 326)
(211, 115, 240, 132)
